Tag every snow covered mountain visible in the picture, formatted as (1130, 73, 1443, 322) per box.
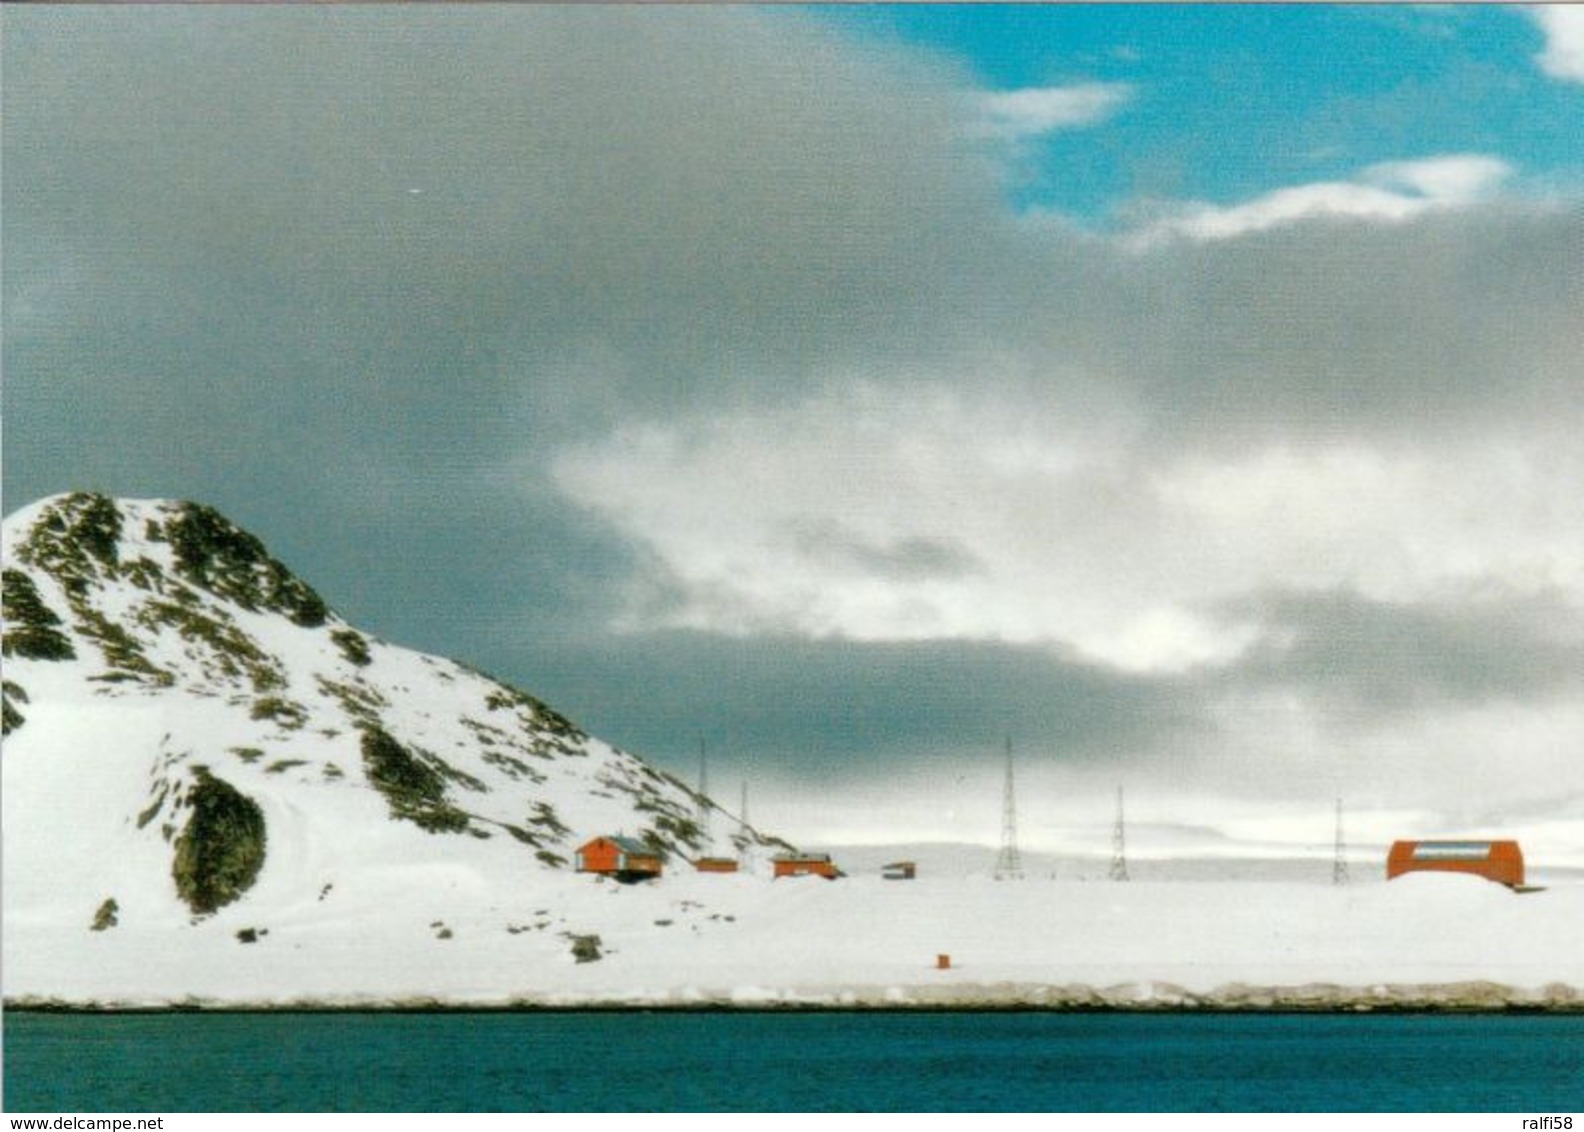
(2, 493, 789, 987)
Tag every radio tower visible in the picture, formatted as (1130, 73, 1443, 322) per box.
(737, 780, 753, 870)
(1109, 785, 1130, 881)
(1332, 797, 1349, 886)
(994, 737, 1024, 880)
(696, 738, 711, 842)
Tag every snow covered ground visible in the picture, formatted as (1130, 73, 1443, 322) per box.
(7, 859, 1582, 1010)
(5, 494, 1581, 1011)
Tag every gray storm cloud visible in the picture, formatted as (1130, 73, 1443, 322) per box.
(5, 5, 1582, 838)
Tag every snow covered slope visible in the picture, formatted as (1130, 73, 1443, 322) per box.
(4, 493, 1580, 1010)
(2, 492, 789, 999)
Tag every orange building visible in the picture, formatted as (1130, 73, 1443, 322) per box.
(1386, 840, 1524, 888)
(575, 835, 663, 882)
(772, 853, 842, 880)
(694, 857, 740, 874)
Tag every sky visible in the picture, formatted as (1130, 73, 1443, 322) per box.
(4, 4, 1583, 855)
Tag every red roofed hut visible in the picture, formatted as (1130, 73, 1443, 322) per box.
(575, 835, 663, 882)
(772, 853, 842, 880)
(1386, 840, 1524, 888)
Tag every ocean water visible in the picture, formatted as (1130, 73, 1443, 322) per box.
(4, 1010, 1582, 1112)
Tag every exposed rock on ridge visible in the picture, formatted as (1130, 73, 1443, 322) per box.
(2, 492, 779, 922)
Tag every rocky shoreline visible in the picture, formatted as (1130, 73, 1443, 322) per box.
(9, 980, 1584, 1014)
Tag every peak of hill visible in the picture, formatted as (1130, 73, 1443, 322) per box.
(2, 492, 783, 930)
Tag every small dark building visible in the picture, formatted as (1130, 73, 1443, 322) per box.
(575, 835, 663, 882)
(882, 861, 917, 880)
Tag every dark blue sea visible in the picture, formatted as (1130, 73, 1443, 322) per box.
(5, 1011, 1582, 1112)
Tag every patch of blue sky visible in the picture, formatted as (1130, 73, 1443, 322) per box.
(814, 4, 1582, 225)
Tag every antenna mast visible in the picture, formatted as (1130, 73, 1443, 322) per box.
(994, 737, 1024, 880)
(1332, 797, 1349, 886)
(738, 779, 753, 870)
(696, 738, 711, 842)
(1109, 785, 1130, 881)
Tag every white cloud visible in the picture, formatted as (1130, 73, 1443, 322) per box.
(1152, 442, 1584, 605)
(555, 382, 1584, 676)
(1360, 154, 1514, 201)
(1532, 5, 1584, 82)
(1129, 154, 1513, 245)
(976, 82, 1133, 140)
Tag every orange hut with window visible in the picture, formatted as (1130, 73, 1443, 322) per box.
(1386, 840, 1524, 888)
